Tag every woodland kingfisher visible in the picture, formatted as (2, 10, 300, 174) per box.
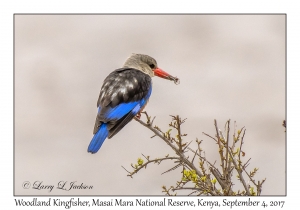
(88, 53, 179, 154)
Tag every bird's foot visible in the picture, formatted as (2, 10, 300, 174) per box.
(136, 112, 141, 119)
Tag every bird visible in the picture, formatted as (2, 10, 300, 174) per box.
(88, 53, 179, 154)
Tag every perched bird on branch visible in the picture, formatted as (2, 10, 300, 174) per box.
(88, 53, 179, 153)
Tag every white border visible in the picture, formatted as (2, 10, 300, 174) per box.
(2, 0, 298, 209)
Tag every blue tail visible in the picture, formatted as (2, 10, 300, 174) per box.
(88, 123, 109, 154)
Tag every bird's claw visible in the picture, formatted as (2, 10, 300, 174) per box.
(136, 112, 141, 119)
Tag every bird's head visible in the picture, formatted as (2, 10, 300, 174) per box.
(123, 53, 179, 84)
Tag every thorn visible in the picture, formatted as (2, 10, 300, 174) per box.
(150, 116, 156, 126)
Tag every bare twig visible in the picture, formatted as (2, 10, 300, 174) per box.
(123, 156, 181, 177)
(225, 120, 230, 177)
(228, 149, 250, 196)
(214, 120, 226, 176)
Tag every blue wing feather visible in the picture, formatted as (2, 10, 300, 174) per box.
(103, 101, 139, 120)
(99, 85, 152, 122)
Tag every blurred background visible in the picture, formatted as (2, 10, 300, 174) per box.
(15, 15, 285, 195)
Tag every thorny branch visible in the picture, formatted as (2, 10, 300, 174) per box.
(121, 112, 266, 196)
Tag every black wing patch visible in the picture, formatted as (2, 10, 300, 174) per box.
(93, 68, 152, 135)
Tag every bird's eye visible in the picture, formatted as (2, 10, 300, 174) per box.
(149, 64, 155, 69)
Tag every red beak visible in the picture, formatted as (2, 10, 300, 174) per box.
(154, 68, 180, 84)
